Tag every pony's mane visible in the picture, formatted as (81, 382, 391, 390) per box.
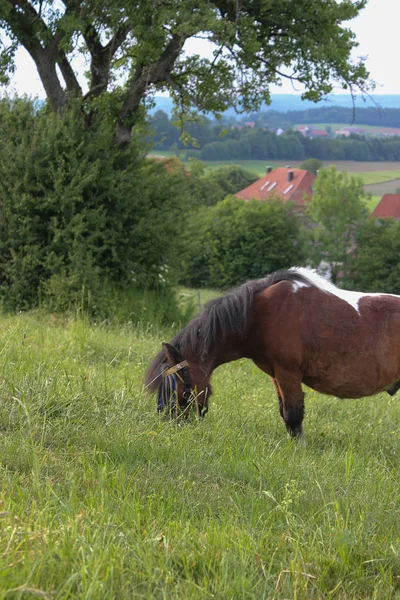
(145, 268, 316, 392)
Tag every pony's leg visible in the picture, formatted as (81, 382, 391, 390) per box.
(386, 380, 400, 396)
(274, 370, 304, 437)
(272, 379, 284, 420)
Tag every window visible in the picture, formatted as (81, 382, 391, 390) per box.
(260, 181, 270, 190)
(284, 184, 294, 194)
(267, 182, 277, 191)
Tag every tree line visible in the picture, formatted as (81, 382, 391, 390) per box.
(150, 110, 400, 162)
(247, 106, 400, 129)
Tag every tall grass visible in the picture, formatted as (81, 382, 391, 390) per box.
(42, 282, 195, 329)
(1, 312, 400, 598)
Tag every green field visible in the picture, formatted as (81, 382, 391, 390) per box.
(1, 311, 400, 599)
(357, 170, 400, 185)
(294, 123, 400, 136)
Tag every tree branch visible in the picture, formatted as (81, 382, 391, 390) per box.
(106, 22, 131, 58)
(116, 33, 187, 146)
(7, 0, 82, 103)
(165, 73, 200, 108)
(6, 0, 66, 109)
(82, 20, 131, 96)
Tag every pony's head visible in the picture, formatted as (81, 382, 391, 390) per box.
(149, 342, 211, 419)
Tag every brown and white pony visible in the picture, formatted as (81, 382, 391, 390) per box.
(145, 268, 400, 436)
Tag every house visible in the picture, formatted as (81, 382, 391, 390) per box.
(235, 166, 316, 208)
(294, 125, 328, 138)
(295, 125, 310, 135)
(371, 194, 400, 220)
(312, 129, 329, 138)
(335, 127, 365, 137)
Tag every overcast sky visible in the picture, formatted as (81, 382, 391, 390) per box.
(4, 0, 399, 99)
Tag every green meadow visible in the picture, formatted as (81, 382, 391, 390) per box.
(358, 171, 400, 185)
(294, 123, 400, 136)
(1, 311, 400, 599)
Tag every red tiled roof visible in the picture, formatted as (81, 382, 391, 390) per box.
(236, 167, 316, 206)
(295, 125, 309, 132)
(295, 125, 328, 137)
(311, 129, 328, 137)
(371, 194, 400, 219)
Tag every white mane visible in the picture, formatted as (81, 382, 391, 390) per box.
(290, 267, 396, 314)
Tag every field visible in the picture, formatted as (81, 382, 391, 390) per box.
(1, 311, 400, 599)
(294, 123, 400, 136)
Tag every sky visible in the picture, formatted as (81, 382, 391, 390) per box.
(3, 0, 399, 99)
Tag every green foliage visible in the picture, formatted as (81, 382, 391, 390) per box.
(205, 165, 258, 195)
(0, 99, 194, 313)
(188, 162, 258, 206)
(1, 0, 370, 144)
(306, 167, 368, 281)
(180, 197, 305, 288)
(346, 219, 400, 294)
(300, 158, 323, 175)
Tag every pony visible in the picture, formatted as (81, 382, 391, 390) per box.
(145, 268, 400, 436)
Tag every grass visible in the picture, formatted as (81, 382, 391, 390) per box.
(365, 195, 381, 213)
(1, 310, 400, 598)
(357, 171, 400, 185)
(177, 287, 222, 312)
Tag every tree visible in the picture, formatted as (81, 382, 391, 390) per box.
(346, 219, 400, 294)
(300, 158, 323, 175)
(0, 0, 371, 147)
(180, 196, 305, 288)
(206, 165, 258, 195)
(188, 162, 258, 206)
(306, 166, 368, 282)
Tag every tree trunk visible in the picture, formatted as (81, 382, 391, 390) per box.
(115, 34, 186, 147)
(34, 51, 67, 112)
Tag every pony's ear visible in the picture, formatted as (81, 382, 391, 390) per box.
(162, 342, 183, 365)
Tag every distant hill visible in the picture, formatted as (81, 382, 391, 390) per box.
(149, 94, 400, 116)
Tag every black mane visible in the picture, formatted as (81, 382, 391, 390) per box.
(145, 268, 313, 392)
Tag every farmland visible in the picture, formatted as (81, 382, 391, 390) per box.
(294, 123, 400, 136)
(1, 311, 400, 599)
(150, 152, 400, 209)
(151, 152, 400, 178)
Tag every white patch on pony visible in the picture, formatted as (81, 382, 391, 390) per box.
(290, 267, 398, 314)
(291, 280, 309, 292)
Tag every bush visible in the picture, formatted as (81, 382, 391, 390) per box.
(188, 162, 258, 206)
(299, 158, 323, 175)
(346, 219, 400, 294)
(180, 196, 306, 288)
(204, 165, 258, 195)
(0, 99, 194, 313)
